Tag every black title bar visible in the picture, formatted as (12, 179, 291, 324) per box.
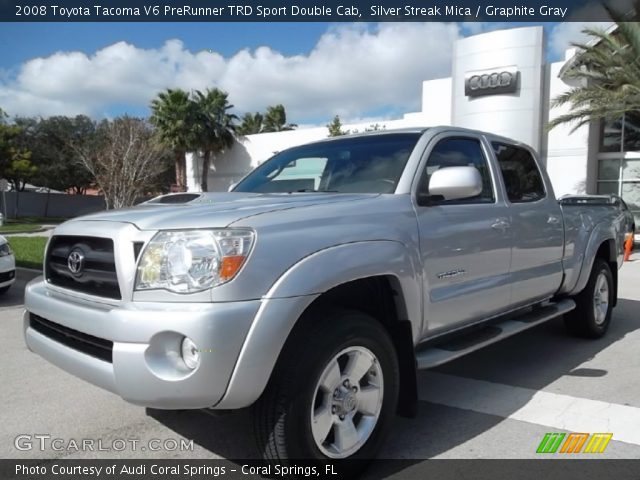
(0, 0, 631, 22)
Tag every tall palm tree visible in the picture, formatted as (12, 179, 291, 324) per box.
(262, 104, 297, 132)
(548, 6, 640, 132)
(149, 89, 196, 191)
(193, 89, 238, 192)
(237, 112, 264, 135)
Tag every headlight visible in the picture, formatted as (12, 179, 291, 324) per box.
(0, 243, 12, 257)
(135, 229, 255, 293)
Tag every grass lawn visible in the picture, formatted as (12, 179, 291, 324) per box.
(6, 236, 47, 270)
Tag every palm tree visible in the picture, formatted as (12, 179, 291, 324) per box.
(237, 112, 264, 135)
(149, 89, 196, 191)
(262, 104, 297, 132)
(548, 6, 640, 132)
(193, 89, 238, 192)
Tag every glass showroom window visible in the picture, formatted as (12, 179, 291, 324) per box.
(597, 114, 640, 225)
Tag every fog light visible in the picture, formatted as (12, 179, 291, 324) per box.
(181, 337, 200, 370)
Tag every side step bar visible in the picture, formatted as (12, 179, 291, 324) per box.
(415, 299, 576, 370)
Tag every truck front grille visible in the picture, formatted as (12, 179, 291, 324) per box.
(45, 235, 121, 300)
(29, 313, 113, 363)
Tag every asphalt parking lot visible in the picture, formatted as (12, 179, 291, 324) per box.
(1, 260, 640, 468)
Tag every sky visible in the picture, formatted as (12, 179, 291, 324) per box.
(0, 21, 611, 125)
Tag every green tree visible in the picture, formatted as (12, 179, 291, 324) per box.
(262, 104, 297, 132)
(193, 89, 238, 192)
(548, 6, 640, 132)
(237, 112, 264, 135)
(149, 89, 197, 191)
(327, 115, 350, 137)
(0, 109, 35, 191)
(14, 115, 95, 194)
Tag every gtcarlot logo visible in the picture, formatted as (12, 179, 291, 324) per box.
(14, 434, 194, 452)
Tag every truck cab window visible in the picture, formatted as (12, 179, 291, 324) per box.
(493, 142, 546, 203)
(419, 137, 495, 203)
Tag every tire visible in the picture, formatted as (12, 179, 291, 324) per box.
(0, 286, 10, 296)
(565, 258, 614, 338)
(253, 308, 399, 470)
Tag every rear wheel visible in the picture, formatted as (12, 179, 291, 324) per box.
(565, 258, 614, 338)
(253, 308, 399, 469)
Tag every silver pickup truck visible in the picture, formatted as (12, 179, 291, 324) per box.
(24, 127, 627, 465)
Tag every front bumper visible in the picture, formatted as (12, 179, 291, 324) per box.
(24, 278, 260, 409)
(0, 254, 16, 288)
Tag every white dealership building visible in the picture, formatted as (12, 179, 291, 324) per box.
(186, 25, 639, 224)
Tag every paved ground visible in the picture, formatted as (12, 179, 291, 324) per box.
(1, 258, 639, 466)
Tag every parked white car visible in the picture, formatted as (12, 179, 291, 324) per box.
(0, 235, 16, 295)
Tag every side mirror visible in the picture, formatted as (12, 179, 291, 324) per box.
(418, 166, 483, 205)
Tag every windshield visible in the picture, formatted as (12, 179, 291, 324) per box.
(233, 133, 421, 194)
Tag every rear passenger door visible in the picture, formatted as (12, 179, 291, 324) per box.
(491, 141, 564, 307)
(415, 134, 513, 334)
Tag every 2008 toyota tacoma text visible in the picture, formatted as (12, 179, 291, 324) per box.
(24, 127, 627, 467)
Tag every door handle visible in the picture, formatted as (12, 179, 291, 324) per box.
(491, 218, 511, 231)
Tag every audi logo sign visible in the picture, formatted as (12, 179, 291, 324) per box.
(465, 67, 519, 97)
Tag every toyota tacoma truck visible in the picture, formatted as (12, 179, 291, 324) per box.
(24, 127, 627, 465)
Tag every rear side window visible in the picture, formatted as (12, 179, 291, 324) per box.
(493, 143, 545, 203)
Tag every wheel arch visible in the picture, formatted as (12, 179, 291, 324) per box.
(569, 220, 619, 306)
(301, 275, 418, 418)
(216, 241, 420, 414)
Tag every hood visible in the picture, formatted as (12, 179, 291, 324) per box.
(71, 192, 378, 230)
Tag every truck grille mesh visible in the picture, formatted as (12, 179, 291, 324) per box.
(45, 235, 121, 300)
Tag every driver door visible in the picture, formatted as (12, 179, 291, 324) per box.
(414, 134, 513, 335)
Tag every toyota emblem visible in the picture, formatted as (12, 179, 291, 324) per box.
(67, 249, 85, 276)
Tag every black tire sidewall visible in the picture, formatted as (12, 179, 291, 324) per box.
(279, 311, 399, 460)
(580, 259, 614, 337)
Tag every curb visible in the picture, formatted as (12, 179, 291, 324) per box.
(0, 228, 47, 235)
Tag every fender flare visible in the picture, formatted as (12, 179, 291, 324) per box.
(215, 240, 421, 409)
(568, 221, 618, 297)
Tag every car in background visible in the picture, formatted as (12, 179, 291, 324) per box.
(0, 235, 16, 295)
(613, 195, 637, 245)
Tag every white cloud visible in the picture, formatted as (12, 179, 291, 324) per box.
(548, 22, 613, 60)
(0, 23, 459, 122)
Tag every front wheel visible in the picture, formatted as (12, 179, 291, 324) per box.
(565, 258, 614, 338)
(253, 308, 399, 467)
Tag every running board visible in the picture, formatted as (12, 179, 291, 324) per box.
(415, 299, 576, 370)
